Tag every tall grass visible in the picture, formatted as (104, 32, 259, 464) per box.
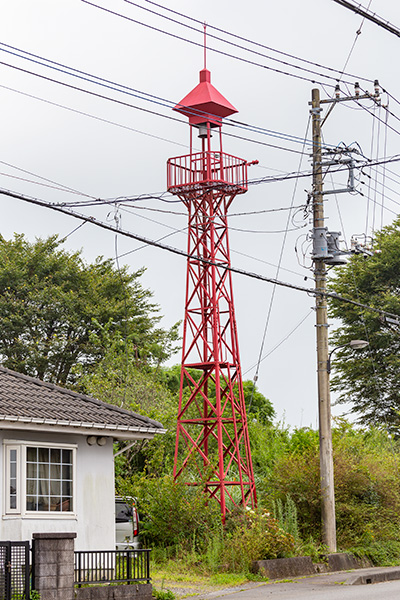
(272, 494, 300, 542)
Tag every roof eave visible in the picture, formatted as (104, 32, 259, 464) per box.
(0, 415, 166, 440)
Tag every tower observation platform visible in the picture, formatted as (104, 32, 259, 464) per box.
(167, 150, 248, 195)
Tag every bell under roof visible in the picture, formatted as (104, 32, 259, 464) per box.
(173, 69, 237, 126)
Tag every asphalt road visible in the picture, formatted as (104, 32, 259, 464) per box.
(196, 571, 400, 600)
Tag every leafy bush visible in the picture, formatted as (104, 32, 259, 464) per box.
(124, 474, 220, 553)
(350, 540, 400, 566)
(267, 421, 400, 555)
(221, 508, 295, 572)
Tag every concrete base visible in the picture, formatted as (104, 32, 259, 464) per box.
(252, 552, 373, 579)
(75, 583, 152, 600)
(252, 556, 315, 579)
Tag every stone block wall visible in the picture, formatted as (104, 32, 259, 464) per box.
(31, 532, 152, 600)
(32, 532, 76, 600)
(75, 583, 152, 600)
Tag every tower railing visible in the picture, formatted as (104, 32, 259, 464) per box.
(167, 151, 248, 194)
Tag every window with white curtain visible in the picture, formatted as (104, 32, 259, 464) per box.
(3, 441, 76, 516)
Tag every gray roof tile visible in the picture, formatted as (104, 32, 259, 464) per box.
(0, 366, 164, 431)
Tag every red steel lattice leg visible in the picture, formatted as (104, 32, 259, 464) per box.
(173, 188, 257, 520)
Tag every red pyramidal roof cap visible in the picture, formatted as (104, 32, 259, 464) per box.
(173, 69, 237, 127)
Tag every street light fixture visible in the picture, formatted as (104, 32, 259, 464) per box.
(327, 339, 369, 374)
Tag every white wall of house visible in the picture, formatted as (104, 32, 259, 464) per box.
(0, 428, 115, 550)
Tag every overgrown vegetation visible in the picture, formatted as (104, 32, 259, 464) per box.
(113, 416, 400, 576)
(3, 233, 400, 579)
(52, 225, 400, 574)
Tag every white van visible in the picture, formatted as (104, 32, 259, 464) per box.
(115, 497, 140, 550)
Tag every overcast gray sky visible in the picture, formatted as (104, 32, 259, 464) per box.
(1, 0, 400, 427)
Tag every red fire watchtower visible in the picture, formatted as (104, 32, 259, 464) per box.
(167, 56, 257, 520)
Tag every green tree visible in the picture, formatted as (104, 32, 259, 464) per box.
(0, 234, 178, 384)
(328, 217, 400, 427)
(78, 334, 179, 478)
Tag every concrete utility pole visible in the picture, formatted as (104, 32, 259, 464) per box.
(311, 88, 337, 553)
(309, 82, 380, 553)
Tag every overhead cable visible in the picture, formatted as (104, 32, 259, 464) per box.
(0, 159, 95, 199)
(0, 185, 399, 321)
(137, 0, 374, 84)
(119, 0, 373, 85)
(0, 42, 315, 147)
(332, 0, 400, 38)
(0, 61, 310, 156)
(81, 0, 369, 89)
(3, 41, 371, 153)
(0, 83, 188, 149)
(249, 115, 311, 399)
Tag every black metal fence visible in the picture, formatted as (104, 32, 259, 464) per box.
(74, 549, 151, 586)
(0, 541, 30, 600)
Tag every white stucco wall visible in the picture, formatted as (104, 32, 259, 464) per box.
(0, 428, 115, 550)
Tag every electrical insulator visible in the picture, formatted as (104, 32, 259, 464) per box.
(374, 79, 380, 97)
(354, 82, 360, 97)
(335, 84, 340, 99)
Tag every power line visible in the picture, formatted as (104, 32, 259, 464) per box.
(357, 87, 400, 135)
(0, 159, 95, 199)
(246, 155, 400, 187)
(2, 37, 398, 158)
(20, 155, 400, 210)
(230, 205, 307, 217)
(332, 0, 400, 38)
(243, 310, 314, 375)
(137, 0, 374, 84)
(0, 59, 184, 123)
(117, 202, 309, 280)
(0, 184, 398, 321)
(82, 0, 374, 90)
(119, 0, 373, 86)
(250, 116, 311, 395)
(337, 0, 373, 80)
(0, 61, 311, 157)
(114, 203, 308, 218)
(0, 82, 188, 149)
(0, 169, 95, 197)
(229, 224, 306, 234)
(0, 42, 320, 151)
(81, 0, 338, 88)
(5, 41, 375, 155)
(230, 247, 309, 280)
(320, 81, 400, 140)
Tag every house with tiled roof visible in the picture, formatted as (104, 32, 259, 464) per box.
(0, 366, 165, 550)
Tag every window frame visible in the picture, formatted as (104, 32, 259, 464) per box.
(3, 440, 77, 518)
(4, 444, 21, 514)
